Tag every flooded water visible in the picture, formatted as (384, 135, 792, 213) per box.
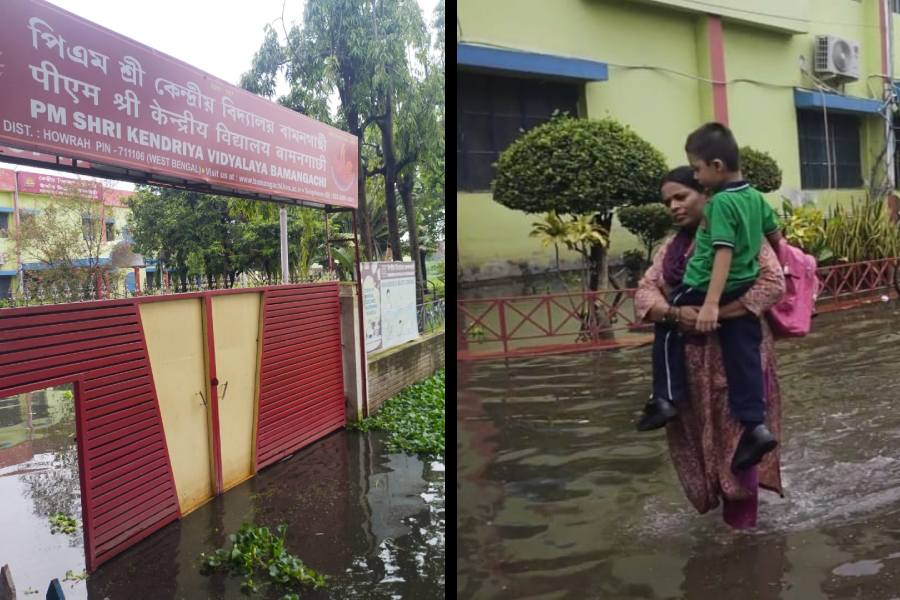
(87, 430, 444, 599)
(458, 302, 900, 599)
(0, 402, 444, 599)
(0, 385, 88, 598)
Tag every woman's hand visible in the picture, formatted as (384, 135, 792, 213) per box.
(676, 305, 700, 334)
(696, 302, 720, 333)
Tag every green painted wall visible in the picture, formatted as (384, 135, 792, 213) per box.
(458, 0, 701, 279)
(635, 0, 810, 34)
(458, 0, 900, 282)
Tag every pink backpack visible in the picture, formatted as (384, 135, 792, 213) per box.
(766, 241, 819, 338)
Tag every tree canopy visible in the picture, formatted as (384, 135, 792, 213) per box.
(127, 187, 340, 290)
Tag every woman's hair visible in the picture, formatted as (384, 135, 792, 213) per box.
(661, 166, 704, 194)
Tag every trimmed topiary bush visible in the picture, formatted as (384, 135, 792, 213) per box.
(740, 146, 782, 193)
(492, 115, 668, 289)
(617, 204, 673, 262)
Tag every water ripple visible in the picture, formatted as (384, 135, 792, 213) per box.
(459, 303, 900, 599)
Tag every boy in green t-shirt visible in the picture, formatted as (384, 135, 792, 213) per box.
(636, 122, 783, 473)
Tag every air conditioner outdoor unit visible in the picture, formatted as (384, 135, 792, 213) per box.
(814, 35, 860, 81)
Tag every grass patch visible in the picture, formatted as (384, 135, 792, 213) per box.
(199, 524, 326, 597)
(351, 369, 445, 459)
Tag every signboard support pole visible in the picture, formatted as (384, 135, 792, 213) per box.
(12, 171, 23, 298)
(279, 206, 289, 284)
(325, 209, 334, 272)
(352, 210, 369, 418)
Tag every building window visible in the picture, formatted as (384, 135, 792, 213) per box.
(457, 71, 580, 191)
(105, 221, 116, 240)
(893, 0, 900, 14)
(0, 213, 8, 237)
(82, 215, 100, 242)
(797, 110, 862, 189)
(0, 275, 11, 299)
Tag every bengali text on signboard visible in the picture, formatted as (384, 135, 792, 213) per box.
(0, 0, 358, 208)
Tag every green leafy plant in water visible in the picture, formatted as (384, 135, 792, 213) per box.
(49, 513, 78, 535)
(63, 569, 87, 582)
(199, 524, 326, 595)
(349, 369, 445, 459)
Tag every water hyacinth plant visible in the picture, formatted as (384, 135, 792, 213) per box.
(351, 369, 445, 459)
(49, 513, 78, 535)
(199, 524, 326, 596)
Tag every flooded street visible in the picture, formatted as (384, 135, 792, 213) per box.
(0, 396, 444, 599)
(458, 302, 900, 599)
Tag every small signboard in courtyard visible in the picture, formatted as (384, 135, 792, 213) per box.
(360, 261, 418, 354)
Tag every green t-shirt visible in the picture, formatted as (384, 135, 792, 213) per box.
(682, 182, 780, 293)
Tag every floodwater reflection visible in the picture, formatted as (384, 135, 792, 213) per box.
(87, 430, 444, 599)
(458, 302, 900, 599)
(0, 385, 86, 598)
(0, 386, 444, 599)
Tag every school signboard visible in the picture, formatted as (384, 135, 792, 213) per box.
(360, 261, 419, 353)
(0, 0, 358, 209)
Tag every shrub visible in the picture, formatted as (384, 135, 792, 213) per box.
(823, 196, 900, 262)
(740, 146, 782, 193)
(621, 249, 649, 287)
(492, 115, 667, 289)
(780, 200, 833, 264)
(617, 204, 673, 261)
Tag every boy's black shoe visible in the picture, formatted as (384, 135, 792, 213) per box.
(731, 423, 778, 472)
(636, 396, 678, 431)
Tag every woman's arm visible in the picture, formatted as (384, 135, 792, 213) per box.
(734, 240, 787, 317)
(634, 237, 674, 323)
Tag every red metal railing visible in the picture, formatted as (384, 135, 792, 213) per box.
(457, 258, 900, 361)
(457, 288, 652, 361)
(815, 258, 900, 305)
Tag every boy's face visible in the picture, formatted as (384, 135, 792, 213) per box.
(688, 154, 726, 191)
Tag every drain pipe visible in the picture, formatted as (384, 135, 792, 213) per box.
(279, 205, 289, 284)
(881, 0, 896, 193)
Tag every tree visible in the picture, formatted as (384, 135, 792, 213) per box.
(129, 187, 338, 289)
(357, 0, 428, 264)
(18, 181, 116, 299)
(740, 146, 782, 193)
(492, 116, 668, 290)
(394, 2, 444, 305)
(127, 187, 209, 290)
(240, 0, 444, 271)
(243, 1, 421, 262)
(617, 204, 673, 262)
